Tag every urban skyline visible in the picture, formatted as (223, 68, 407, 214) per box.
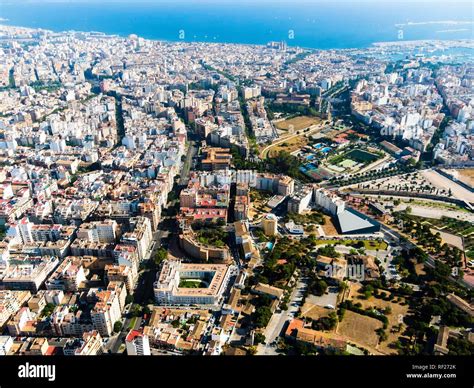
(0, 1, 472, 386)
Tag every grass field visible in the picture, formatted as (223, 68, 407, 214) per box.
(275, 115, 320, 131)
(345, 149, 380, 163)
(329, 148, 380, 167)
(179, 279, 208, 288)
(340, 159, 358, 168)
(128, 316, 137, 330)
(315, 239, 388, 251)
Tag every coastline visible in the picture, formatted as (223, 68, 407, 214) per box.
(1, 23, 473, 53)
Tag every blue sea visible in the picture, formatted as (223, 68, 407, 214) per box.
(0, 1, 473, 49)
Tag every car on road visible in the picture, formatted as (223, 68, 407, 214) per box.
(325, 304, 335, 309)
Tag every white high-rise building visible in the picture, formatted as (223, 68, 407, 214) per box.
(77, 220, 118, 244)
(235, 170, 257, 187)
(121, 217, 153, 261)
(17, 217, 33, 244)
(125, 330, 151, 355)
(287, 186, 313, 214)
(313, 187, 345, 216)
(90, 289, 122, 337)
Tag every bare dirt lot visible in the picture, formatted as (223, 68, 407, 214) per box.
(350, 169, 474, 203)
(267, 135, 308, 158)
(249, 190, 272, 221)
(321, 215, 339, 236)
(336, 310, 382, 349)
(347, 283, 409, 354)
(300, 302, 332, 320)
(431, 229, 464, 250)
(274, 115, 321, 131)
(421, 169, 474, 202)
(444, 168, 474, 188)
(395, 203, 473, 222)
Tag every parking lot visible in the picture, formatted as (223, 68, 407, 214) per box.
(306, 286, 338, 308)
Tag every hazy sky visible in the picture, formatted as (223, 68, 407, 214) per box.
(3, 0, 469, 3)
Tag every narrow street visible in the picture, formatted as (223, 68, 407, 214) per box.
(179, 138, 198, 187)
(106, 133, 199, 354)
(257, 274, 309, 355)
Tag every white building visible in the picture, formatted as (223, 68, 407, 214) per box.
(235, 170, 257, 187)
(243, 85, 261, 100)
(45, 257, 87, 292)
(90, 288, 122, 337)
(287, 186, 313, 214)
(77, 220, 118, 244)
(121, 217, 153, 261)
(313, 187, 346, 215)
(154, 260, 231, 306)
(125, 329, 151, 355)
(0, 336, 13, 355)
